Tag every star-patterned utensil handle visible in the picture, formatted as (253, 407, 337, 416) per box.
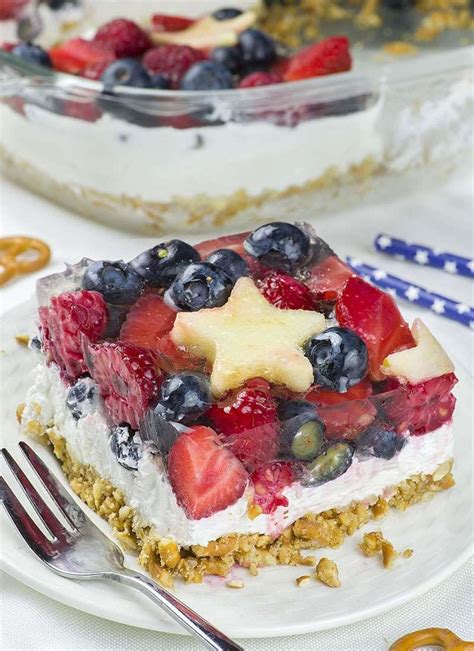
(346, 257, 474, 329)
(374, 234, 474, 278)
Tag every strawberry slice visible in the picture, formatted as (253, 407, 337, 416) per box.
(306, 254, 354, 305)
(49, 38, 116, 79)
(336, 277, 415, 381)
(152, 14, 195, 32)
(168, 425, 248, 519)
(250, 461, 295, 514)
(284, 36, 352, 82)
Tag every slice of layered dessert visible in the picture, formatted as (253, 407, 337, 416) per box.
(20, 222, 457, 586)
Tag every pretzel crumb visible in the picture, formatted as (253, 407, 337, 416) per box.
(16, 403, 26, 423)
(359, 531, 413, 568)
(227, 580, 244, 589)
(315, 558, 341, 588)
(15, 334, 30, 346)
(295, 575, 311, 587)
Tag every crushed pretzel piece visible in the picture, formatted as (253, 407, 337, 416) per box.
(227, 580, 244, 589)
(16, 403, 26, 423)
(295, 575, 312, 587)
(15, 334, 30, 346)
(315, 558, 341, 588)
(360, 531, 414, 568)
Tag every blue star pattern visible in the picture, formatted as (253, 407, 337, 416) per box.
(374, 234, 474, 279)
(346, 257, 474, 329)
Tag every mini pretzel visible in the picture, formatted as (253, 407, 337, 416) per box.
(0, 236, 51, 286)
(390, 627, 474, 651)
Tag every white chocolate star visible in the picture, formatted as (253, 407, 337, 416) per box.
(171, 277, 326, 397)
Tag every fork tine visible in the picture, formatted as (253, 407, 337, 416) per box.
(0, 476, 56, 560)
(2, 448, 67, 539)
(19, 442, 85, 529)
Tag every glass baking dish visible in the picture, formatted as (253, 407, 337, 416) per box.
(0, 1, 472, 235)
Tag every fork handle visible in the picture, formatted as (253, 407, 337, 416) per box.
(107, 569, 244, 651)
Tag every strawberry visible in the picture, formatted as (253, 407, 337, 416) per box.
(49, 38, 115, 79)
(143, 44, 205, 88)
(39, 290, 107, 382)
(209, 379, 279, 471)
(239, 71, 282, 88)
(251, 461, 295, 514)
(151, 14, 195, 32)
(284, 36, 352, 82)
(93, 18, 151, 58)
(305, 254, 354, 305)
(305, 378, 374, 405)
(258, 272, 315, 310)
(336, 277, 416, 381)
(86, 341, 161, 429)
(168, 425, 248, 519)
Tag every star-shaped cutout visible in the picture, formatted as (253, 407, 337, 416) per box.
(414, 250, 429, 265)
(171, 277, 326, 397)
(444, 260, 457, 274)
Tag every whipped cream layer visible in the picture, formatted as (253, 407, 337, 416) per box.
(0, 98, 383, 203)
(22, 362, 454, 547)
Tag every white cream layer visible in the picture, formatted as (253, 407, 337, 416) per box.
(22, 362, 453, 547)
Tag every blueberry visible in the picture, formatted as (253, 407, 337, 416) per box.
(278, 400, 325, 461)
(82, 260, 144, 305)
(304, 327, 368, 393)
(12, 42, 52, 68)
(101, 59, 153, 89)
(206, 249, 249, 283)
(29, 334, 42, 352)
(238, 29, 276, 67)
(180, 61, 234, 91)
(140, 409, 183, 457)
(66, 378, 98, 420)
(244, 222, 311, 273)
(358, 424, 406, 460)
(150, 74, 170, 89)
(211, 46, 242, 74)
(306, 442, 354, 486)
(167, 262, 233, 311)
(212, 7, 243, 20)
(110, 425, 142, 471)
(130, 240, 200, 289)
(153, 372, 212, 423)
(47, 0, 80, 8)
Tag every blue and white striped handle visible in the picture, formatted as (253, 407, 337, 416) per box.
(374, 234, 474, 279)
(346, 257, 474, 329)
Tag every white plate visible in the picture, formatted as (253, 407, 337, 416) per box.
(1, 301, 472, 638)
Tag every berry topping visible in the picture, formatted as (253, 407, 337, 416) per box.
(278, 399, 325, 461)
(212, 7, 243, 20)
(357, 422, 406, 460)
(152, 14, 195, 32)
(131, 240, 200, 289)
(196, 231, 264, 277)
(306, 378, 374, 404)
(49, 38, 116, 79)
(258, 272, 315, 310)
(101, 59, 153, 88)
(244, 222, 311, 273)
(11, 42, 51, 68)
(66, 377, 99, 419)
(167, 262, 234, 311)
(317, 398, 377, 441)
(250, 461, 294, 514)
(93, 18, 151, 58)
(306, 442, 354, 486)
(82, 260, 144, 305)
(0, 0, 29, 20)
(209, 379, 279, 470)
(86, 341, 161, 429)
(238, 28, 276, 67)
(109, 424, 143, 471)
(143, 45, 205, 88)
(211, 45, 242, 74)
(284, 36, 352, 82)
(39, 290, 107, 382)
(304, 326, 368, 393)
(239, 71, 282, 88)
(205, 248, 249, 283)
(305, 254, 354, 306)
(180, 60, 234, 90)
(168, 425, 248, 519)
(336, 277, 415, 381)
(154, 372, 212, 423)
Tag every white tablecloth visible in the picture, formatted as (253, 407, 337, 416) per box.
(1, 173, 473, 650)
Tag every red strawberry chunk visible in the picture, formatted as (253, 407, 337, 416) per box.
(251, 461, 295, 515)
(306, 254, 354, 305)
(39, 290, 107, 382)
(86, 341, 161, 429)
(49, 38, 115, 78)
(336, 277, 415, 381)
(258, 272, 315, 310)
(151, 14, 195, 32)
(143, 44, 205, 88)
(284, 36, 352, 82)
(239, 71, 282, 88)
(93, 18, 151, 58)
(168, 426, 248, 519)
(305, 378, 374, 405)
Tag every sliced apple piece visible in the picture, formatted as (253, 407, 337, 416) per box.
(381, 318, 454, 384)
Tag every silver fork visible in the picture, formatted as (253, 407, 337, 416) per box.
(0, 442, 243, 651)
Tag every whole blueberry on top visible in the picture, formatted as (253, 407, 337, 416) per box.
(66, 377, 99, 420)
(154, 372, 212, 423)
(304, 327, 368, 393)
(101, 59, 153, 89)
(12, 42, 52, 68)
(212, 7, 243, 20)
(110, 424, 142, 471)
(357, 424, 406, 460)
(82, 260, 144, 305)
(206, 248, 249, 283)
(180, 61, 234, 91)
(238, 29, 276, 67)
(130, 240, 200, 289)
(244, 222, 311, 272)
(167, 262, 233, 311)
(211, 45, 242, 74)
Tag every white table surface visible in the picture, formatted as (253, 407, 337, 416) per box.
(0, 173, 473, 650)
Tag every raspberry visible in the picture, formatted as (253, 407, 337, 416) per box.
(258, 272, 315, 310)
(86, 341, 161, 429)
(93, 19, 151, 58)
(239, 71, 282, 88)
(151, 14, 195, 32)
(251, 461, 295, 514)
(143, 45, 205, 88)
(39, 290, 107, 382)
